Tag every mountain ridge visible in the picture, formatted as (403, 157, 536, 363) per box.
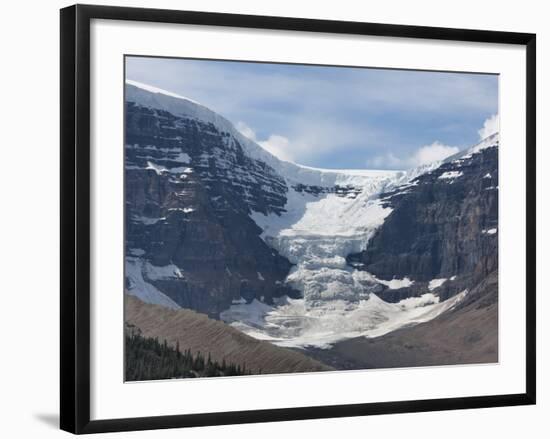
(126, 80, 402, 187)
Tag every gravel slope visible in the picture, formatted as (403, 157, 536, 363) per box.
(125, 294, 332, 375)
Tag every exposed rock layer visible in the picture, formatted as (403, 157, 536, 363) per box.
(125, 101, 298, 316)
(348, 142, 498, 302)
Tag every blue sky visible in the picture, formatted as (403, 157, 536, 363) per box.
(126, 56, 498, 170)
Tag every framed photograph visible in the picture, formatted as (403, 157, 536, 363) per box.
(60, 4, 536, 434)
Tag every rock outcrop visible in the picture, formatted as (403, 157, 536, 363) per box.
(125, 94, 298, 317)
(347, 135, 498, 302)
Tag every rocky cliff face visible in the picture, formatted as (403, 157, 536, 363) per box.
(347, 135, 498, 302)
(125, 92, 298, 317)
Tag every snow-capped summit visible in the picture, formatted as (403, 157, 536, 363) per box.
(126, 79, 201, 102)
(443, 131, 499, 165)
(126, 80, 400, 189)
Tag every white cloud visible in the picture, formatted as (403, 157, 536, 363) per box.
(478, 114, 499, 139)
(368, 114, 500, 170)
(413, 142, 460, 166)
(235, 121, 256, 140)
(236, 121, 295, 162)
(237, 119, 375, 165)
(259, 135, 294, 162)
(368, 141, 459, 169)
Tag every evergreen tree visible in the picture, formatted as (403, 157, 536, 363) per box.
(125, 328, 250, 381)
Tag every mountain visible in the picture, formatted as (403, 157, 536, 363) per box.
(126, 81, 296, 316)
(125, 80, 399, 316)
(124, 80, 498, 352)
(347, 133, 499, 302)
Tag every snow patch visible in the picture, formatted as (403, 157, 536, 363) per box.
(220, 299, 274, 328)
(143, 262, 185, 280)
(132, 215, 165, 225)
(146, 161, 166, 175)
(167, 207, 194, 213)
(125, 257, 180, 309)
(428, 278, 447, 290)
(376, 276, 414, 290)
(438, 171, 463, 180)
(167, 166, 191, 174)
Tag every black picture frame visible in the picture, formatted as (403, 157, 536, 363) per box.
(60, 4, 536, 434)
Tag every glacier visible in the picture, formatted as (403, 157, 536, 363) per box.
(235, 170, 467, 348)
(220, 291, 468, 349)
